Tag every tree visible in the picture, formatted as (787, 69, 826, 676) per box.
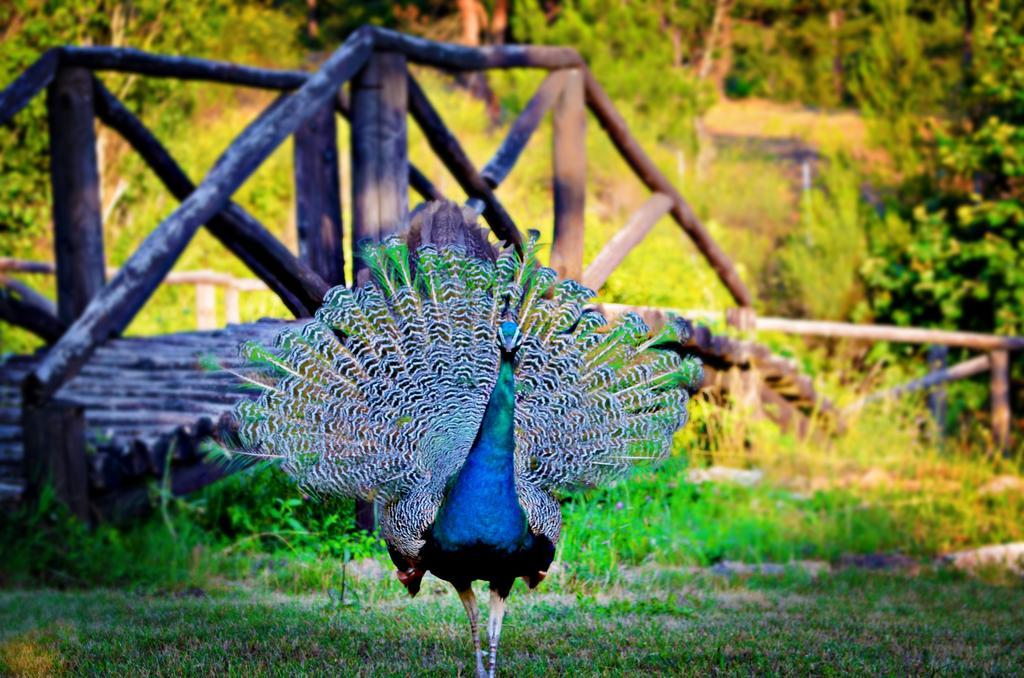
(861, 2, 1024, 335)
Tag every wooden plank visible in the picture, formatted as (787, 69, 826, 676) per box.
(61, 46, 308, 89)
(753, 317, 1024, 351)
(22, 399, 89, 520)
(480, 70, 567, 188)
(406, 74, 523, 250)
(351, 51, 409, 283)
(550, 69, 586, 281)
(990, 350, 1011, 451)
(22, 29, 374, 406)
(92, 79, 326, 317)
(0, 49, 60, 126)
(294, 103, 345, 286)
(369, 27, 583, 71)
(582, 68, 753, 307)
(582, 193, 673, 291)
(47, 66, 106, 325)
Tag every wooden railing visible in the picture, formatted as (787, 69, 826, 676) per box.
(601, 303, 1020, 448)
(0, 28, 764, 523)
(0, 258, 267, 332)
(0, 27, 754, 409)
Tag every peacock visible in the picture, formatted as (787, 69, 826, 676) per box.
(227, 201, 702, 676)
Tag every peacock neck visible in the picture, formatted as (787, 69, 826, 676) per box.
(431, 351, 527, 552)
(473, 354, 516, 466)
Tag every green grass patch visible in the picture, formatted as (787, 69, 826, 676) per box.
(1, 572, 1021, 676)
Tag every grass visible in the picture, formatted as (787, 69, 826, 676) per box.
(1, 570, 1022, 676)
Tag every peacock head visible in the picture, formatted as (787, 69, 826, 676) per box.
(498, 320, 523, 355)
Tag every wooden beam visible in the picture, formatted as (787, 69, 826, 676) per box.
(0, 49, 60, 126)
(369, 27, 583, 71)
(406, 74, 523, 251)
(22, 399, 89, 521)
(351, 52, 409, 283)
(0, 276, 66, 344)
(582, 193, 673, 291)
(92, 79, 327, 317)
(47, 67, 106, 325)
(582, 68, 753, 307)
(480, 70, 567, 188)
(294, 103, 345, 286)
(849, 354, 992, 412)
(753, 317, 1024, 351)
(990, 350, 1011, 451)
(61, 46, 308, 89)
(22, 28, 374, 406)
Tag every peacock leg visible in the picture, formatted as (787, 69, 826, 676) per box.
(486, 589, 507, 678)
(458, 587, 486, 678)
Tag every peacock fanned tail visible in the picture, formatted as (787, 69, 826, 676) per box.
(230, 230, 702, 557)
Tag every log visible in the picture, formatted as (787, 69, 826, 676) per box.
(22, 399, 89, 520)
(550, 69, 587, 280)
(0, 258, 55, 274)
(480, 70, 568, 188)
(0, 49, 60, 126)
(753, 317, 1024, 351)
(335, 89, 443, 203)
(92, 79, 326, 317)
(0, 277, 66, 343)
(47, 67, 106, 325)
(20, 29, 374, 406)
(351, 51, 409, 284)
(582, 69, 753, 307)
(294, 103, 345, 286)
(990, 350, 1011, 451)
(582, 193, 673, 290)
(406, 74, 523, 250)
(61, 46, 308, 89)
(850, 354, 992, 411)
(350, 51, 409, 530)
(369, 27, 583, 71)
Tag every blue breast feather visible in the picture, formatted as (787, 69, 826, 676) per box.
(431, 357, 532, 553)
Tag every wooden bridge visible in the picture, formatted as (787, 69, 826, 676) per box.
(0, 28, 1017, 521)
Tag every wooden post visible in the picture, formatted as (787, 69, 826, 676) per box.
(350, 50, 408, 529)
(47, 67, 106, 324)
(351, 51, 408, 285)
(224, 285, 240, 325)
(990, 350, 1011, 451)
(927, 345, 948, 438)
(549, 68, 585, 281)
(294, 103, 344, 287)
(22, 399, 90, 521)
(195, 283, 216, 330)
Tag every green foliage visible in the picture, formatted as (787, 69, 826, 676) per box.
(511, 0, 715, 149)
(861, 5, 1024, 335)
(778, 153, 867, 319)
